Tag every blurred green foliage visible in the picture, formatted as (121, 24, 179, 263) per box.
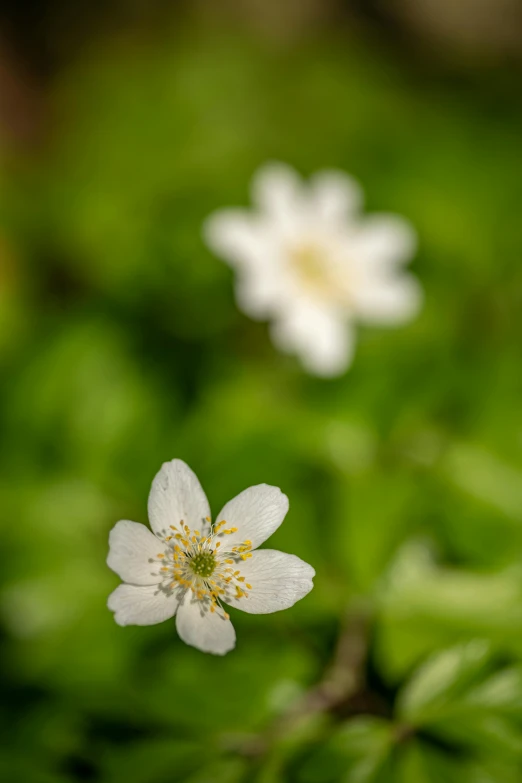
(1, 10, 522, 783)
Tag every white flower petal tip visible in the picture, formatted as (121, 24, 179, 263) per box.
(215, 484, 289, 550)
(107, 461, 314, 653)
(251, 161, 305, 214)
(148, 459, 211, 539)
(270, 310, 355, 378)
(203, 162, 422, 377)
(355, 274, 424, 326)
(107, 520, 165, 586)
(108, 583, 179, 626)
(176, 594, 236, 656)
(202, 209, 257, 267)
(310, 169, 364, 222)
(225, 550, 315, 615)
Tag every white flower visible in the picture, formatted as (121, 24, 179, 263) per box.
(107, 459, 315, 655)
(204, 162, 422, 377)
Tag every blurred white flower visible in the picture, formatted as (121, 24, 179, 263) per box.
(204, 162, 422, 376)
(107, 459, 314, 655)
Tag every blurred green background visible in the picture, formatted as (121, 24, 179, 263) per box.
(1, 1, 522, 781)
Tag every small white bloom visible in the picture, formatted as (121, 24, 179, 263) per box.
(204, 162, 422, 377)
(107, 459, 315, 655)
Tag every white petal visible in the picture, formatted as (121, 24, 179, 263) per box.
(234, 265, 291, 320)
(352, 214, 417, 268)
(310, 170, 363, 224)
(175, 594, 236, 655)
(148, 459, 211, 539)
(203, 209, 264, 268)
(354, 275, 423, 325)
(108, 583, 179, 626)
(271, 306, 356, 377)
(251, 162, 306, 230)
(215, 484, 289, 550)
(235, 275, 278, 320)
(225, 550, 315, 614)
(107, 520, 164, 586)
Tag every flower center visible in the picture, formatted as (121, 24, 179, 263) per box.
(189, 550, 216, 578)
(153, 518, 255, 620)
(288, 242, 352, 305)
(290, 244, 328, 286)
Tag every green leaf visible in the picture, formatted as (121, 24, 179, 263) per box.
(375, 543, 522, 680)
(464, 666, 522, 715)
(395, 740, 461, 783)
(298, 718, 393, 783)
(395, 737, 522, 783)
(397, 641, 491, 724)
(396, 643, 522, 764)
(443, 443, 522, 522)
(428, 713, 522, 762)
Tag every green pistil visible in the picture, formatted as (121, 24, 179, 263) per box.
(190, 551, 216, 578)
